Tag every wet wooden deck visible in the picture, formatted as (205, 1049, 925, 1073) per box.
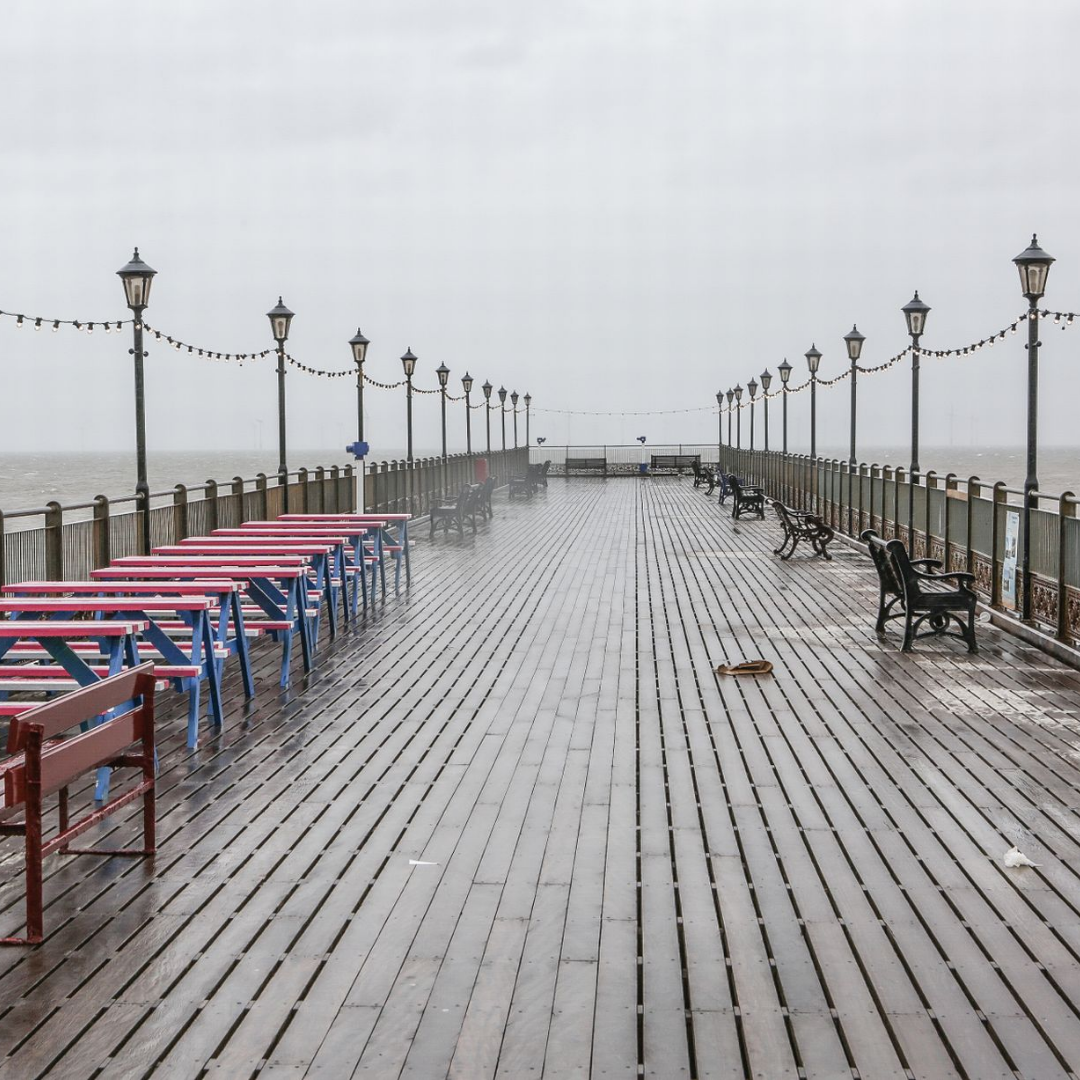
(4, 478, 1080, 1079)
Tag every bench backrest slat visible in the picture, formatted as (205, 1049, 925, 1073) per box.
(6, 664, 156, 753)
(861, 530, 905, 597)
(4, 710, 148, 808)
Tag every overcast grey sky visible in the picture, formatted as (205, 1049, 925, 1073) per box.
(2, 0, 1079, 458)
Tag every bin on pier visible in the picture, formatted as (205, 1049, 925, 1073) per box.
(474, 458, 488, 482)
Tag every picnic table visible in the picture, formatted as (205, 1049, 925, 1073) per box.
(160, 539, 349, 639)
(278, 512, 412, 587)
(0, 595, 223, 748)
(209, 524, 383, 612)
(2, 579, 254, 706)
(92, 561, 314, 688)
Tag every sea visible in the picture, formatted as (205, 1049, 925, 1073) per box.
(1, 445, 1078, 519)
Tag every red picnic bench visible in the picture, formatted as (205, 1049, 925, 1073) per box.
(1, 664, 157, 945)
(91, 563, 315, 687)
(0, 595, 223, 748)
(278, 513, 411, 588)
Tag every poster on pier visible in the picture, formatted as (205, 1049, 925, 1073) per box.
(1002, 510, 1020, 609)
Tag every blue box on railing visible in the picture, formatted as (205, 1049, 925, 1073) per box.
(345, 441, 370, 460)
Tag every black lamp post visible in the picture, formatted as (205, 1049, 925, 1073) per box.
(462, 372, 474, 454)
(401, 348, 417, 461)
(117, 248, 157, 552)
(726, 388, 734, 447)
(779, 358, 792, 502)
(747, 378, 758, 453)
(498, 386, 507, 452)
(902, 291, 930, 545)
(436, 363, 450, 460)
(524, 393, 531, 446)
(349, 328, 370, 443)
(844, 325, 865, 536)
(1013, 234, 1055, 622)
(482, 380, 492, 453)
(511, 390, 519, 448)
(735, 385, 745, 462)
(760, 370, 772, 453)
(715, 391, 724, 464)
(267, 297, 295, 508)
(436, 361, 450, 497)
(805, 345, 821, 459)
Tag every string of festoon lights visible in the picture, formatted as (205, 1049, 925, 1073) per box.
(10, 303, 1075, 418)
(720, 312, 1073, 410)
(140, 322, 275, 365)
(0, 309, 132, 332)
(534, 405, 718, 416)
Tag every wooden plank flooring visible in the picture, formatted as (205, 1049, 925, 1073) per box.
(4, 478, 1080, 1079)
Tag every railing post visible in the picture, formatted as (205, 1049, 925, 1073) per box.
(895, 467, 906, 545)
(327, 465, 338, 512)
(965, 478, 979, 577)
(943, 473, 957, 570)
(1057, 492, 1075, 641)
(91, 495, 111, 571)
(298, 467, 310, 512)
(991, 482, 1007, 609)
(205, 479, 219, 535)
(0, 508, 6, 589)
(45, 501, 63, 581)
(923, 471, 936, 560)
(256, 472, 268, 522)
(173, 484, 189, 544)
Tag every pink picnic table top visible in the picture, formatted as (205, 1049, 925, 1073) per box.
(0, 597, 214, 614)
(278, 512, 410, 521)
(3, 580, 240, 596)
(0, 620, 149, 637)
(92, 565, 308, 580)
(163, 542, 338, 556)
(210, 528, 370, 541)
(113, 554, 308, 567)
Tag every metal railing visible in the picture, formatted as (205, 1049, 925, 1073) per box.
(362, 448, 529, 516)
(720, 444, 1080, 646)
(0, 465, 356, 588)
(531, 441, 1080, 647)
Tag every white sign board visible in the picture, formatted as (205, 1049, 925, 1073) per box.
(1002, 510, 1020, 609)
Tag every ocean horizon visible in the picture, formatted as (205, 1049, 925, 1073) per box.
(1, 444, 1078, 517)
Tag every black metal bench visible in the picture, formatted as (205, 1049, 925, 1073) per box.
(716, 473, 744, 505)
(565, 457, 607, 478)
(728, 475, 765, 520)
(430, 485, 479, 539)
(650, 453, 700, 475)
(691, 460, 718, 492)
(508, 474, 533, 500)
(772, 502, 834, 560)
(509, 463, 549, 500)
(861, 529, 978, 653)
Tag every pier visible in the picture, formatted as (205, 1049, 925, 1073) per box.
(4, 477, 1080, 1078)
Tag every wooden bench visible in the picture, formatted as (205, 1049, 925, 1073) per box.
(0, 664, 157, 945)
(772, 502, 834, 560)
(728, 475, 765, 520)
(650, 454, 700, 475)
(861, 529, 978, 653)
(564, 457, 607, 478)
